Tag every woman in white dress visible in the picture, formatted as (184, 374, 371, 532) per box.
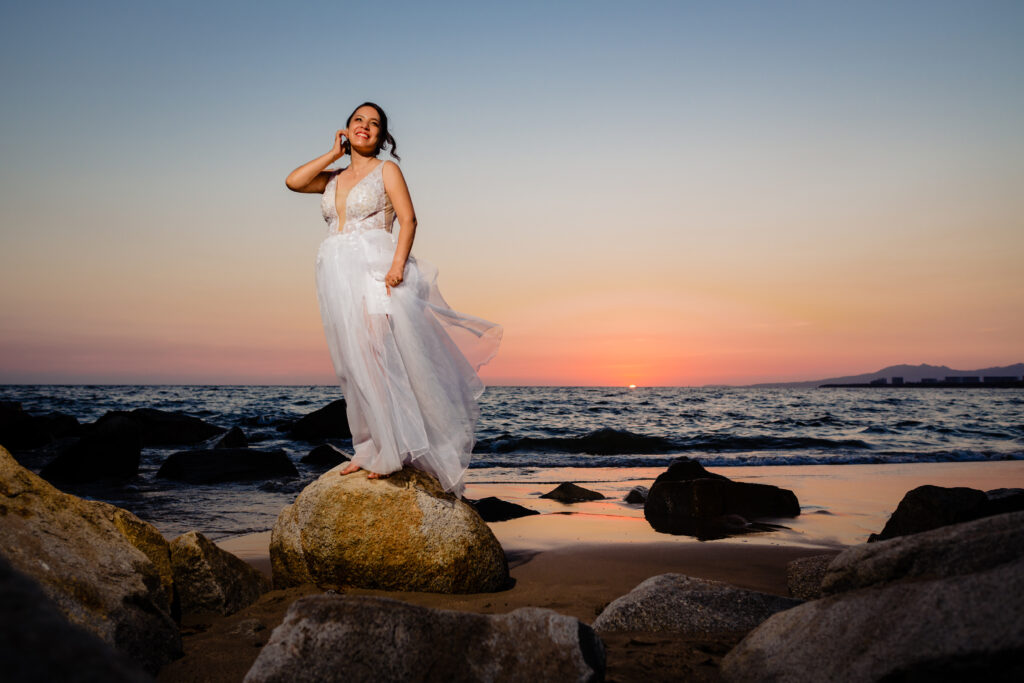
(285, 103, 501, 498)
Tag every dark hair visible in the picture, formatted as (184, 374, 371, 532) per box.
(344, 102, 400, 161)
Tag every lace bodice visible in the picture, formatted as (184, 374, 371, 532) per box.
(320, 161, 395, 236)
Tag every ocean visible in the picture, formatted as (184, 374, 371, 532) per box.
(3, 384, 1021, 542)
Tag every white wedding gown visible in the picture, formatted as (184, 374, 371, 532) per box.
(315, 160, 501, 497)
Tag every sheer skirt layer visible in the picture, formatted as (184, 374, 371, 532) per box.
(314, 228, 502, 497)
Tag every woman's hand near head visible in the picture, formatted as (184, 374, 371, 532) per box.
(330, 129, 349, 161)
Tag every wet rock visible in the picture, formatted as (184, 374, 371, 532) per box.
(243, 595, 605, 683)
(721, 555, 1024, 682)
(644, 460, 799, 540)
(624, 485, 649, 504)
(284, 399, 351, 440)
(95, 408, 225, 446)
(539, 482, 605, 503)
(824, 511, 1024, 595)
(169, 531, 270, 616)
(0, 445, 181, 675)
(786, 554, 837, 601)
(301, 443, 351, 466)
(0, 401, 80, 450)
(156, 448, 298, 484)
(869, 485, 1024, 541)
(0, 554, 154, 683)
(593, 573, 801, 635)
(469, 496, 540, 522)
(214, 426, 248, 448)
(271, 466, 508, 593)
(40, 413, 142, 482)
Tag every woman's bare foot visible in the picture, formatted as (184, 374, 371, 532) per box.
(367, 471, 390, 480)
(338, 462, 361, 476)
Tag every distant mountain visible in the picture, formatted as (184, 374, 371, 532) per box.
(741, 363, 1024, 388)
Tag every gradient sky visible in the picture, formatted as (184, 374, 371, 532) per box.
(1, 1, 1021, 386)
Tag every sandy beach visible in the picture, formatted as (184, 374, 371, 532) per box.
(155, 460, 1024, 682)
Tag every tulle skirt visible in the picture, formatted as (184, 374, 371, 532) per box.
(314, 228, 502, 497)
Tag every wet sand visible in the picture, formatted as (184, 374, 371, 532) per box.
(158, 460, 1024, 682)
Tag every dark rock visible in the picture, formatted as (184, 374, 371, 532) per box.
(214, 426, 248, 449)
(301, 443, 351, 466)
(868, 484, 1024, 542)
(169, 531, 270, 616)
(823, 511, 1024, 595)
(624, 485, 649, 504)
(271, 467, 508, 594)
(469, 496, 540, 522)
(243, 595, 605, 682)
(592, 573, 801, 634)
(156, 448, 298, 484)
(645, 474, 800, 540)
(0, 554, 153, 683)
(786, 554, 838, 600)
(721, 556, 1024, 682)
(653, 457, 730, 485)
(87, 408, 224, 446)
(284, 399, 351, 440)
(40, 414, 142, 482)
(540, 482, 605, 503)
(0, 401, 81, 450)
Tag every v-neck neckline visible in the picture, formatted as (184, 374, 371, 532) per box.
(334, 160, 384, 219)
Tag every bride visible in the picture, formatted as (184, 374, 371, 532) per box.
(284, 102, 501, 497)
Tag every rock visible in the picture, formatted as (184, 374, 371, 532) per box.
(624, 485, 649, 504)
(284, 399, 351, 440)
(786, 554, 837, 601)
(242, 595, 605, 683)
(214, 426, 248, 448)
(95, 408, 225, 445)
(40, 413, 142, 482)
(169, 531, 270, 616)
(0, 554, 154, 683)
(540, 482, 605, 503)
(0, 401, 80, 450)
(720, 556, 1024, 682)
(469, 496, 540, 522)
(643, 459, 799, 540)
(592, 573, 801, 635)
(90, 500, 179, 622)
(156, 448, 298, 484)
(869, 484, 991, 541)
(0, 445, 182, 675)
(986, 487, 1024, 515)
(823, 511, 1024, 596)
(653, 457, 730, 485)
(271, 466, 508, 593)
(301, 443, 351, 466)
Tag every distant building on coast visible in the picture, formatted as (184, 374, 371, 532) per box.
(870, 378, 887, 385)
(891, 377, 904, 385)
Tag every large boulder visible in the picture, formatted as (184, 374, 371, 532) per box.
(592, 574, 801, 634)
(301, 443, 351, 466)
(785, 553, 836, 601)
(869, 484, 1024, 541)
(213, 425, 248, 448)
(242, 595, 605, 683)
(39, 413, 142, 482)
(469, 496, 540, 522)
(156, 448, 298, 484)
(824, 510, 1024, 595)
(721, 556, 1024, 682)
(0, 554, 153, 683)
(644, 472, 799, 540)
(169, 530, 270, 615)
(721, 512, 1024, 681)
(284, 399, 351, 440)
(0, 401, 80, 450)
(271, 466, 508, 593)
(0, 445, 181, 675)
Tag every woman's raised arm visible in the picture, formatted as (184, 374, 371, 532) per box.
(285, 130, 347, 193)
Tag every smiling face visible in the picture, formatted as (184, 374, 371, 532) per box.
(347, 105, 382, 155)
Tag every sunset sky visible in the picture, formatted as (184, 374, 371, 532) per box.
(1, 1, 1021, 386)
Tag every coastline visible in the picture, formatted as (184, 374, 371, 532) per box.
(156, 459, 1024, 682)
